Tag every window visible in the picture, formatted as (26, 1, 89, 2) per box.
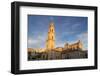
(52, 29, 53, 32)
(52, 36, 53, 39)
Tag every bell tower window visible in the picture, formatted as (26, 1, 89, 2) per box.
(52, 36, 53, 39)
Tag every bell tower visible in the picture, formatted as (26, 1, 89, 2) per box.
(46, 21, 55, 50)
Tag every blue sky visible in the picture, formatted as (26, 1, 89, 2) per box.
(28, 15, 88, 50)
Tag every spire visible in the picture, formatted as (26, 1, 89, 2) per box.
(49, 21, 54, 28)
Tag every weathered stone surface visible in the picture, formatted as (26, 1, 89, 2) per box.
(28, 50, 87, 60)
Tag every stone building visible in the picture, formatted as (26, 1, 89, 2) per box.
(63, 40, 83, 51)
(46, 21, 55, 50)
(41, 50, 62, 60)
(55, 47, 63, 51)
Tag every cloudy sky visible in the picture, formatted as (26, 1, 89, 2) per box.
(28, 15, 88, 50)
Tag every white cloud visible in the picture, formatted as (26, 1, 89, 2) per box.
(72, 23, 81, 29)
(62, 31, 75, 36)
(56, 41, 65, 47)
(28, 33, 47, 48)
(62, 22, 70, 26)
(77, 32, 87, 41)
(28, 38, 39, 45)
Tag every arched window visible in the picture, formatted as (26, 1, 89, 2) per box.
(52, 29, 53, 32)
(52, 36, 53, 39)
(50, 29, 53, 32)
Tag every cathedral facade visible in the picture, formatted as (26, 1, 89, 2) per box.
(63, 40, 83, 51)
